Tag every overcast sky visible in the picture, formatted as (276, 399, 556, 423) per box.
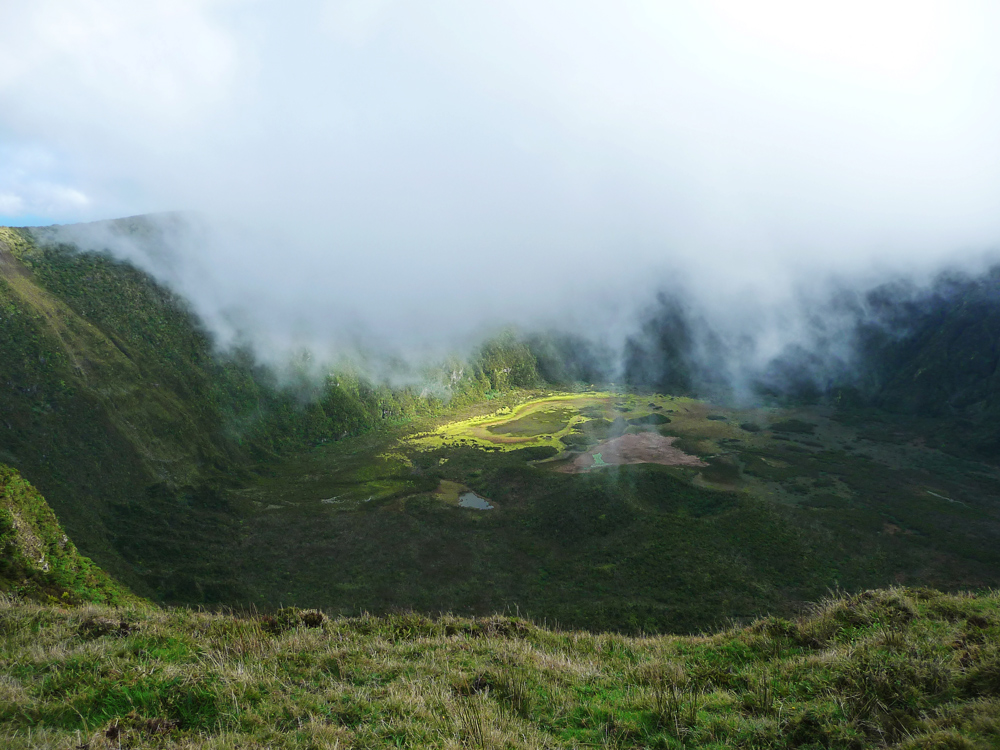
(2, 1, 1000, 362)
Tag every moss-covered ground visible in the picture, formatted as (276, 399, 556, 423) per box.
(2, 587, 999, 749)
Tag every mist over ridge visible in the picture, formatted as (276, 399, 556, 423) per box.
(26, 210, 1000, 433)
(3, 1, 1000, 384)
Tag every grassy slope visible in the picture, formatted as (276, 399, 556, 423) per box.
(0, 464, 134, 605)
(1, 587, 998, 749)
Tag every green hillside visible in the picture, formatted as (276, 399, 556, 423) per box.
(0, 221, 429, 594)
(0, 220, 537, 603)
(1, 222, 254, 595)
(2, 587, 998, 749)
(849, 271, 1000, 459)
(0, 464, 132, 604)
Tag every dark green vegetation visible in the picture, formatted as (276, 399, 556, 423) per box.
(628, 413, 672, 426)
(234, 435, 805, 633)
(3, 587, 1000, 748)
(848, 269, 1000, 459)
(0, 465, 132, 605)
(769, 420, 816, 435)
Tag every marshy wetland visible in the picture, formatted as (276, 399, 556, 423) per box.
(224, 390, 1000, 633)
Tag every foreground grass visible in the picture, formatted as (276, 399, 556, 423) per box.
(2, 588, 999, 748)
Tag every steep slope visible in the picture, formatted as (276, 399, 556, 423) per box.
(616, 267, 1000, 461)
(0, 464, 133, 604)
(0, 223, 410, 599)
(851, 270, 1000, 458)
(0, 220, 540, 603)
(1, 224, 256, 597)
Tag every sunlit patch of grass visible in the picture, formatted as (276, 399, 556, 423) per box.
(405, 393, 720, 457)
(433, 479, 466, 506)
(405, 393, 617, 453)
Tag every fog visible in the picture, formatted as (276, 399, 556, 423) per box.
(2, 1, 1000, 378)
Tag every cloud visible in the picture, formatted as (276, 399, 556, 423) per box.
(2, 0, 1000, 372)
(0, 194, 24, 215)
(319, 0, 395, 47)
(0, 144, 90, 220)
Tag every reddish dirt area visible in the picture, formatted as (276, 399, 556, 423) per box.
(557, 432, 707, 473)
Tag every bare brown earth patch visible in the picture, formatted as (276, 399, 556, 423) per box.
(557, 432, 708, 473)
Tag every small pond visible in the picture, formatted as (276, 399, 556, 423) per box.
(459, 491, 494, 510)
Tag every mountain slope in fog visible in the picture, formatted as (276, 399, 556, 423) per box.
(0, 224, 410, 597)
(855, 270, 1000, 457)
(0, 220, 538, 600)
(621, 269, 1000, 461)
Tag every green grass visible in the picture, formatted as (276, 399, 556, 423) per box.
(0, 465, 134, 606)
(487, 408, 575, 437)
(2, 587, 999, 748)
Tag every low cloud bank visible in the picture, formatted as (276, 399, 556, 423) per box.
(36, 213, 1000, 416)
(5, 2, 1000, 389)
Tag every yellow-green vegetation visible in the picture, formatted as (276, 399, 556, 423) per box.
(0, 465, 134, 605)
(406, 393, 617, 453)
(405, 392, 712, 457)
(2, 587, 999, 748)
(434, 479, 469, 506)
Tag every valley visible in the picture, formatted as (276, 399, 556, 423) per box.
(4, 222, 1000, 747)
(220, 391, 1000, 633)
(5, 2, 1000, 741)
(4, 222, 1000, 635)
